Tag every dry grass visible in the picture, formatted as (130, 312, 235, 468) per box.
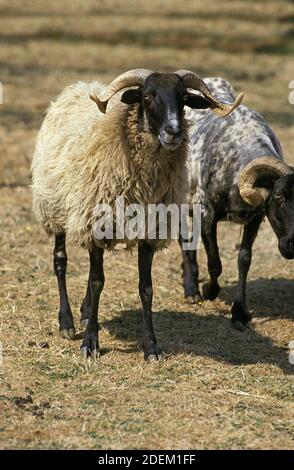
(0, 0, 294, 450)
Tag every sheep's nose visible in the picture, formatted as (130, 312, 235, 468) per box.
(164, 124, 181, 138)
(280, 237, 294, 259)
(286, 238, 294, 252)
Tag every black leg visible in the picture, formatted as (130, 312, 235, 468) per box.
(80, 272, 91, 329)
(138, 242, 160, 361)
(231, 216, 261, 331)
(80, 245, 104, 358)
(178, 238, 202, 304)
(201, 215, 222, 300)
(54, 234, 75, 339)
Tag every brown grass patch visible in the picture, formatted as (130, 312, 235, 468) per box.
(0, 0, 294, 450)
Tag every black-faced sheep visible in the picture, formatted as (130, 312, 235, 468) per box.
(31, 69, 243, 359)
(181, 77, 294, 331)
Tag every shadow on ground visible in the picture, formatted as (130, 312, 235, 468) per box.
(103, 307, 293, 374)
(219, 277, 294, 319)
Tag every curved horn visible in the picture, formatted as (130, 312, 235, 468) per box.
(174, 70, 244, 117)
(239, 156, 291, 207)
(90, 69, 153, 113)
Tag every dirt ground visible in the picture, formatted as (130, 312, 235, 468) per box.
(0, 0, 294, 450)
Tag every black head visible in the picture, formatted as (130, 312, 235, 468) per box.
(91, 70, 243, 150)
(121, 72, 212, 151)
(267, 174, 294, 259)
(239, 157, 294, 259)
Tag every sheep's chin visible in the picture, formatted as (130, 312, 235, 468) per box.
(158, 137, 181, 152)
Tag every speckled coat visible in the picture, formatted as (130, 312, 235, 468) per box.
(31, 80, 188, 251)
(186, 77, 284, 224)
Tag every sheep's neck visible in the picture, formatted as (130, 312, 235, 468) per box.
(125, 104, 159, 160)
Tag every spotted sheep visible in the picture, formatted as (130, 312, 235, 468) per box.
(31, 69, 242, 359)
(180, 77, 294, 331)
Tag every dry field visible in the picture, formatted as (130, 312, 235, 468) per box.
(0, 0, 294, 450)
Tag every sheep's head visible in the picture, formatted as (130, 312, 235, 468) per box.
(239, 157, 294, 259)
(90, 69, 243, 152)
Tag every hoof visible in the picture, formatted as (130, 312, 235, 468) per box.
(144, 342, 161, 362)
(202, 282, 220, 300)
(186, 294, 203, 305)
(80, 346, 100, 359)
(232, 319, 253, 332)
(80, 335, 99, 359)
(231, 300, 252, 332)
(80, 319, 89, 330)
(59, 328, 75, 340)
(146, 353, 161, 362)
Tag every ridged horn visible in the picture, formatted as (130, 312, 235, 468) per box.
(90, 69, 153, 113)
(174, 69, 244, 117)
(239, 156, 291, 207)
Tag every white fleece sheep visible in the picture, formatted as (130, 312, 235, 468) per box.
(31, 80, 188, 251)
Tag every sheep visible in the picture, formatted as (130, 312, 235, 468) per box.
(31, 69, 243, 359)
(180, 76, 294, 331)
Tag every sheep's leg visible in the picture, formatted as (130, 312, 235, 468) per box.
(54, 234, 75, 340)
(201, 215, 222, 300)
(80, 274, 91, 329)
(80, 245, 104, 358)
(138, 242, 160, 361)
(231, 216, 261, 331)
(179, 238, 202, 304)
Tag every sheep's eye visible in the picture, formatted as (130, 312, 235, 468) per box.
(183, 95, 189, 102)
(275, 194, 284, 204)
(144, 95, 153, 102)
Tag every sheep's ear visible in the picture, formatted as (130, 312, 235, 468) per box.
(184, 92, 212, 109)
(121, 89, 142, 105)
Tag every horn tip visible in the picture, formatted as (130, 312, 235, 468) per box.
(236, 91, 244, 106)
(90, 93, 107, 113)
(239, 187, 263, 208)
(213, 90, 244, 117)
